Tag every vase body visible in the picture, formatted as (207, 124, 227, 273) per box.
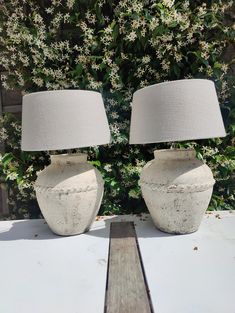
(140, 149, 215, 234)
(34, 153, 104, 236)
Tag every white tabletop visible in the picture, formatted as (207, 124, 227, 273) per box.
(0, 211, 234, 313)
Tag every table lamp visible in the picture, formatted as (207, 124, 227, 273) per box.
(21, 90, 110, 236)
(130, 79, 226, 234)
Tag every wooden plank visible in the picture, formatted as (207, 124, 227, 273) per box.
(3, 104, 22, 113)
(0, 183, 9, 215)
(1, 88, 22, 107)
(105, 222, 153, 313)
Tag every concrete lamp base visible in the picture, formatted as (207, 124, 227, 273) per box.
(140, 149, 215, 234)
(34, 153, 103, 236)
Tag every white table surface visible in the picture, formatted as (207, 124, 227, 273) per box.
(0, 211, 234, 313)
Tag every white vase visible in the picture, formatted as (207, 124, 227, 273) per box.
(34, 153, 104, 236)
(140, 149, 215, 234)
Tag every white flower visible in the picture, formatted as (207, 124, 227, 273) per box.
(32, 77, 44, 87)
(142, 55, 151, 64)
(45, 7, 54, 14)
(132, 2, 143, 13)
(126, 31, 137, 42)
(162, 0, 175, 8)
(7, 172, 18, 181)
(132, 19, 141, 29)
(199, 66, 204, 72)
(161, 60, 170, 71)
(104, 164, 112, 172)
(149, 18, 159, 31)
(175, 53, 182, 62)
(67, 0, 75, 9)
(221, 64, 228, 73)
(0, 128, 8, 141)
(183, 1, 189, 9)
(110, 111, 119, 119)
(140, 80, 148, 88)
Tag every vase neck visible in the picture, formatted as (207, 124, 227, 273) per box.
(154, 149, 196, 160)
(50, 153, 88, 165)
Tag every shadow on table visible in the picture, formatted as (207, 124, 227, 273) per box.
(0, 215, 188, 241)
(86, 215, 186, 239)
(0, 219, 60, 241)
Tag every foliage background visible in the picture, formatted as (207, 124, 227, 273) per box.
(0, 0, 234, 219)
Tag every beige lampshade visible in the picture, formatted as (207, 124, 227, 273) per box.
(21, 90, 111, 151)
(129, 79, 226, 144)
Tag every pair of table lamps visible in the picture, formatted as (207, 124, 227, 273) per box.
(21, 79, 226, 236)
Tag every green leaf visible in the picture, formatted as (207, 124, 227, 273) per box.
(110, 180, 117, 187)
(89, 160, 101, 167)
(213, 62, 221, 69)
(168, 21, 178, 28)
(75, 63, 83, 77)
(1, 153, 14, 167)
(113, 25, 119, 40)
(173, 65, 180, 77)
(196, 152, 203, 161)
(153, 25, 167, 36)
(110, 20, 116, 28)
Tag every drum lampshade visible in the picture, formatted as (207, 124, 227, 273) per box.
(129, 79, 226, 144)
(21, 90, 111, 151)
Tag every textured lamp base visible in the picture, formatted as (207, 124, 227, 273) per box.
(34, 153, 103, 236)
(140, 149, 215, 234)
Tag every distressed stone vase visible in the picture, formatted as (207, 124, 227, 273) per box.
(34, 153, 104, 236)
(140, 149, 215, 234)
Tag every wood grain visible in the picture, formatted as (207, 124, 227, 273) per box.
(105, 222, 153, 313)
(3, 104, 22, 113)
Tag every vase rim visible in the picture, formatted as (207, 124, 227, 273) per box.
(154, 148, 196, 160)
(50, 153, 88, 163)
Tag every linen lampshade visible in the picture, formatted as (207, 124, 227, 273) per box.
(129, 79, 226, 144)
(21, 90, 111, 151)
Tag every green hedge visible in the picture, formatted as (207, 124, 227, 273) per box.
(0, 0, 234, 218)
